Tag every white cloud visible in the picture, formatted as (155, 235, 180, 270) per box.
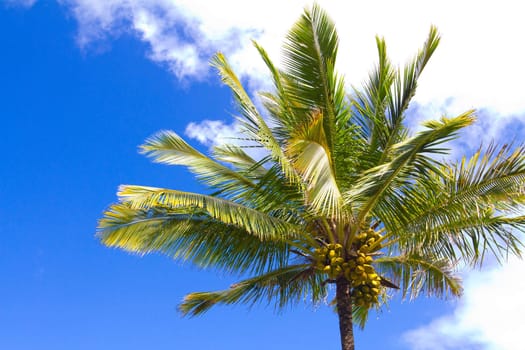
(131, 7, 205, 79)
(403, 257, 525, 350)
(185, 119, 240, 147)
(185, 119, 271, 162)
(56, 0, 302, 80)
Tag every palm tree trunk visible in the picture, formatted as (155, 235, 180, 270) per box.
(336, 278, 355, 350)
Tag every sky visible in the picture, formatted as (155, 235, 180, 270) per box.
(1, 1, 524, 349)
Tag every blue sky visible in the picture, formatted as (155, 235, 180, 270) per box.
(1, 1, 524, 350)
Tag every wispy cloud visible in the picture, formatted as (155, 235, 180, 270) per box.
(184, 119, 240, 147)
(58, 0, 212, 79)
(55, 0, 303, 81)
(403, 257, 525, 350)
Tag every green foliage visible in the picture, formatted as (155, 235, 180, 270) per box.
(98, 3, 524, 337)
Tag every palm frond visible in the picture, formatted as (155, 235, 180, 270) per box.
(345, 111, 476, 223)
(211, 53, 300, 184)
(281, 3, 346, 158)
(351, 35, 396, 153)
(140, 131, 256, 198)
(212, 143, 268, 178)
(179, 264, 326, 316)
(386, 26, 440, 143)
(242, 164, 303, 213)
(253, 41, 295, 139)
(98, 204, 290, 274)
(374, 253, 462, 300)
(350, 26, 440, 169)
(405, 212, 524, 266)
(450, 143, 525, 207)
(351, 304, 370, 330)
(286, 110, 343, 217)
(382, 144, 525, 264)
(113, 185, 300, 241)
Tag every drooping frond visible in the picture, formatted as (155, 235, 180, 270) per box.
(111, 185, 299, 241)
(395, 203, 525, 266)
(450, 143, 525, 209)
(427, 215, 523, 266)
(351, 304, 370, 330)
(374, 253, 462, 300)
(286, 110, 343, 217)
(98, 204, 291, 274)
(179, 264, 326, 316)
(382, 144, 525, 265)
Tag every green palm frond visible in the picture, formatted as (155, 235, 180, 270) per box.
(140, 131, 256, 197)
(252, 41, 296, 139)
(179, 264, 325, 316)
(281, 3, 346, 158)
(211, 53, 299, 184)
(212, 143, 267, 178)
(332, 121, 365, 192)
(351, 35, 396, 154)
(351, 304, 369, 330)
(98, 203, 292, 275)
(351, 26, 440, 168)
(386, 26, 440, 144)
(346, 111, 476, 222)
(404, 212, 524, 266)
(112, 185, 300, 241)
(375, 253, 462, 300)
(450, 143, 525, 208)
(287, 110, 343, 217)
(210, 53, 267, 140)
(210, 144, 305, 212)
(382, 144, 525, 264)
(240, 164, 305, 216)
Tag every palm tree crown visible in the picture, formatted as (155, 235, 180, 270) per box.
(98, 4, 524, 350)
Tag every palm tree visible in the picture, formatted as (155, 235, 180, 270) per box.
(98, 5, 524, 350)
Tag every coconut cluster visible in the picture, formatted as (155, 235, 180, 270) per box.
(313, 228, 384, 308)
(313, 243, 346, 280)
(350, 228, 383, 308)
